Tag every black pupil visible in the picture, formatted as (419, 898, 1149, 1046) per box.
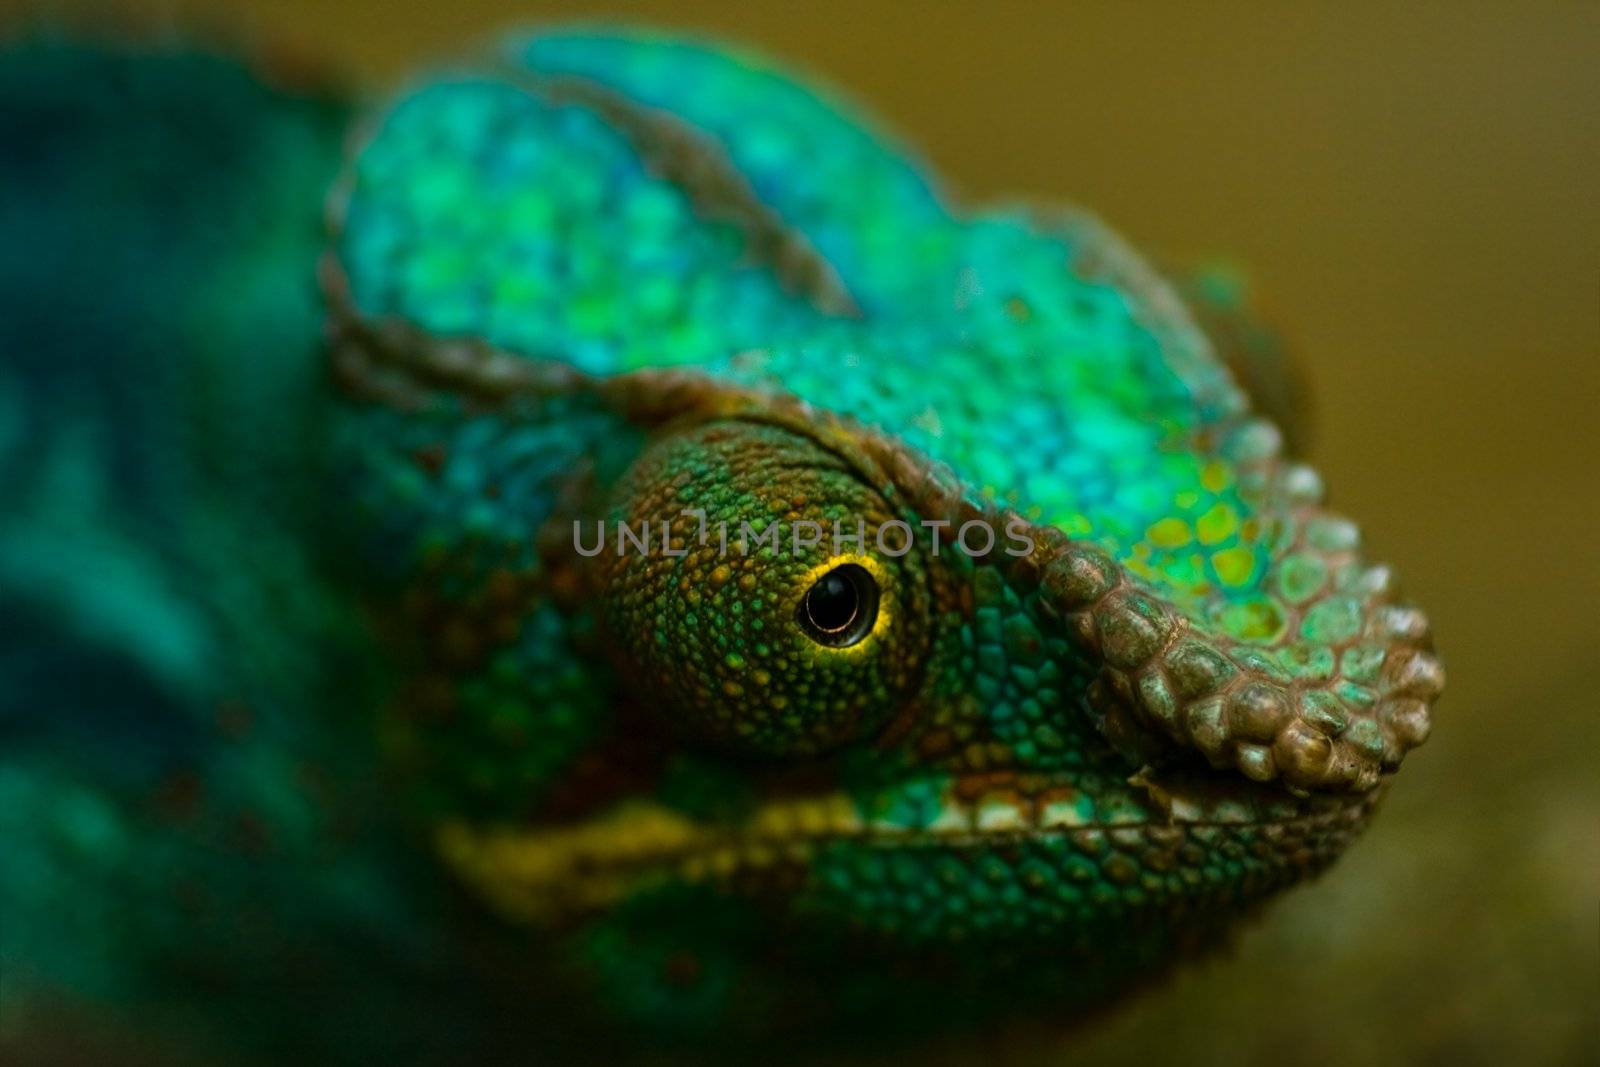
(800, 564, 877, 647)
(807, 572, 859, 632)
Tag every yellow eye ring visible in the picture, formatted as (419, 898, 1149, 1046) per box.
(792, 553, 893, 654)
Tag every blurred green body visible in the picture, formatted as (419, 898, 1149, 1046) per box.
(0, 30, 1441, 1063)
(0, 39, 462, 1060)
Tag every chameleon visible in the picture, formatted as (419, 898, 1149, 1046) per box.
(0, 25, 1442, 1064)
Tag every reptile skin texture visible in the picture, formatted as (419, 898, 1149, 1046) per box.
(0, 28, 1441, 1064)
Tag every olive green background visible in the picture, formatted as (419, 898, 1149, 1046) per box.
(15, 1, 1599, 1063)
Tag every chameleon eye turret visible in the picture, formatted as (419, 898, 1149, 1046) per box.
(596, 419, 930, 756)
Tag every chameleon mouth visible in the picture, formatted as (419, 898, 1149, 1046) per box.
(436, 768, 1381, 927)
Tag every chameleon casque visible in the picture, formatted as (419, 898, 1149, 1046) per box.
(0, 25, 1443, 1063)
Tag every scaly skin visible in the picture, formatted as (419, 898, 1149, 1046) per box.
(0, 27, 1442, 1062)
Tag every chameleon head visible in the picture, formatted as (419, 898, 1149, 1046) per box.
(324, 29, 1446, 1043)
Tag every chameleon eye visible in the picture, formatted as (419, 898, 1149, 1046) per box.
(600, 420, 931, 756)
(799, 563, 879, 648)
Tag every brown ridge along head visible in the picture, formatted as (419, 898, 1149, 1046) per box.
(319, 29, 1442, 1004)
